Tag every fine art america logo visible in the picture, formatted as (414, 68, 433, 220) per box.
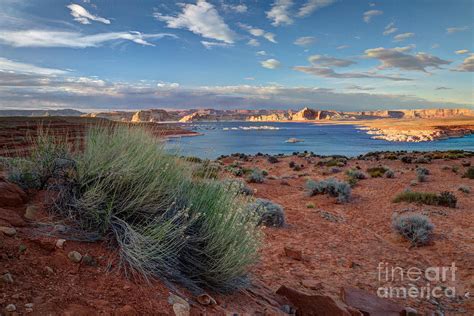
(376, 262, 467, 300)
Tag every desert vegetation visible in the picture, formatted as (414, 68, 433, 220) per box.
(3, 126, 262, 293)
(392, 214, 434, 246)
(305, 178, 351, 203)
(393, 190, 457, 208)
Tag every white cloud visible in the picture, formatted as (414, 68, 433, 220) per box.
(201, 40, 232, 49)
(455, 49, 469, 55)
(256, 50, 267, 56)
(261, 58, 281, 69)
(297, 0, 336, 17)
(308, 55, 355, 67)
(222, 3, 247, 13)
(244, 77, 255, 80)
(154, 0, 235, 43)
(446, 26, 469, 34)
(383, 22, 397, 35)
(157, 81, 180, 89)
(336, 45, 349, 50)
(247, 39, 260, 47)
(365, 46, 451, 72)
(294, 65, 410, 81)
(0, 57, 68, 75)
(393, 32, 414, 42)
(67, 4, 110, 25)
(294, 36, 316, 47)
(455, 54, 474, 72)
(237, 23, 277, 43)
(0, 30, 175, 48)
(267, 0, 293, 26)
(363, 10, 382, 23)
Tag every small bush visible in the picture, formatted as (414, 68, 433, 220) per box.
(226, 166, 244, 177)
(458, 185, 471, 193)
(247, 198, 285, 227)
(437, 191, 457, 208)
(346, 168, 367, 180)
(393, 190, 457, 208)
(416, 167, 429, 183)
(185, 156, 203, 163)
(401, 156, 413, 164)
(293, 164, 302, 171)
(463, 166, 474, 179)
(267, 156, 279, 164)
(367, 166, 388, 178)
(222, 179, 254, 196)
(306, 202, 315, 209)
(247, 169, 265, 183)
(306, 178, 351, 203)
(192, 160, 221, 179)
(384, 169, 395, 178)
(289, 161, 296, 168)
(392, 214, 434, 246)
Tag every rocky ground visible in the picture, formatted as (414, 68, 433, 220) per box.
(1, 147, 473, 315)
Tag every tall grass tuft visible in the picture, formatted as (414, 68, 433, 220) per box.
(41, 126, 261, 293)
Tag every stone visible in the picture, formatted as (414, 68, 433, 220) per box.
(24, 205, 37, 220)
(18, 244, 27, 253)
(276, 285, 356, 316)
(24, 303, 34, 309)
(82, 254, 98, 267)
(56, 239, 66, 249)
(341, 287, 405, 316)
(68, 251, 82, 263)
(114, 304, 138, 316)
(2, 273, 14, 284)
(172, 303, 190, 316)
(0, 226, 16, 236)
(169, 293, 190, 316)
(0, 181, 27, 208)
(44, 266, 54, 275)
(301, 279, 323, 291)
(0, 208, 26, 227)
(5, 304, 16, 312)
(284, 246, 303, 261)
(196, 293, 216, 306)
(402, 307, 419, 316)
(11, 294, 20, 299)
(32, 238, 56, 251)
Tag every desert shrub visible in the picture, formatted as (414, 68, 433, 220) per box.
(261, 170, 269, 176)
(392, 214, 434, 246)
(192, 160, 221, 179)
(267, 156, 279, 164)
(319, 157, 347, 167)
(437, 191, 457, 208)
(367, 166, 388, 178)
(463, 166, 474, 179)
(414, 156, 431, 164)
(306, 178, 351, 203)
(458, 185, 471, 193)
(5, 132, 73, 190)
(247, 169, 265, 183)
(393, 190, 457, 208)
(401, 156, 413, 164)
(346, 168, 367, 180)
(384, 169, 395, 178)
(306, 202, 315, 209)
(289, 161, 296, 168)
(226, 166, 244, 177)
(416, 167, 430, 182)
(50, 126, 261, 293)
(246, 198, 285, 227)
(185, 156, 203, 163)
(222, 179, 254, 196)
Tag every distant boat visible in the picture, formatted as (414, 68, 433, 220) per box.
(285, 138, 304, 143)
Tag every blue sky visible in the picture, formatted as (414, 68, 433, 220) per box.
(0, 0, 472, 111)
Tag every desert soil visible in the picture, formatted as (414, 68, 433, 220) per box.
(0, 120, 473, 315)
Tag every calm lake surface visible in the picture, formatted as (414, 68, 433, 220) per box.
(166, 122, 474, 159)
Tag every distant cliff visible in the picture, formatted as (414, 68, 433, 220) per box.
(247, 108, 474, 121)
(0, 109, 83, 117)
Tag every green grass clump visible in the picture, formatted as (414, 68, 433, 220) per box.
(246, 198, 285, 227)
(393, 190, 457, 208)
(38, 126, 260, 293)
(463, 166, 474, 179)
(247, 168, 265, 183)
(367, 166, 388, 178)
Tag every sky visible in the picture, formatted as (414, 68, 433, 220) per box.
(0, 0, 473, 112)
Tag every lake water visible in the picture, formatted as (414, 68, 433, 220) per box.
(165, 122, 474, 159)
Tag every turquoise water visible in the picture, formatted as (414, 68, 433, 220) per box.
(166, 122, 474, 159)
